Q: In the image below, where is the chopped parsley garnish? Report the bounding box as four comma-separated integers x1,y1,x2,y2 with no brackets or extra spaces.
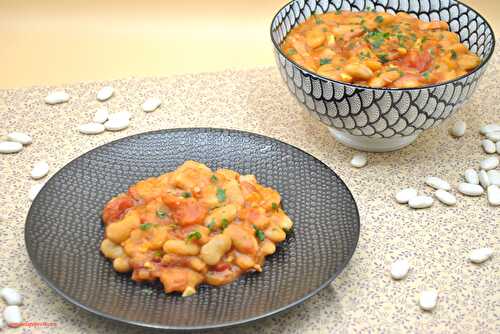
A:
319,58,332,65
422,71,430,80
271,202,279,211
375,16,384,24
210,174,218,182
377,53,389,64
322,27,328,32
365,30,389,49
181,192,191,198
359,51,370,61
451,50,458,60
315,17,324,24
221,218,229,230
216,188,226,202
154,251,162,257
207,219,216,231
253,225,266,241
186,231,202,241
156,209,166,219
140,223,153,231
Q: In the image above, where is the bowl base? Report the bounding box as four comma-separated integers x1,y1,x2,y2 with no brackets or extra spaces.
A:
329,128,418,152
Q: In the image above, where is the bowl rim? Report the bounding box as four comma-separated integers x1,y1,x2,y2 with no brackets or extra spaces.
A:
24,127,361,332
270,0,496,92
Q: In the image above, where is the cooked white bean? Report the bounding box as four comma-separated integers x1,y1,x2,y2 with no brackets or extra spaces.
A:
485,131,500,142
425,176,451,191
96,85,114,101
450,120,466,137
487,170,500,186
0,141,23,154
390,259,409,280
79,122,105,135
457,183,484,196
479,123,500,135
480,156,499,171
31,161,49,179
104,117,129,131
395,188,417,204
487,185,500,206
481,139,496,154
93,107,109,123
0,288,23,306
29,183,45,201
6,132,32,145
478,170,490,188
408,195,433,209
419,289,438,311
3,305,22,326
464,168,479,185
45,90,69,105
434,189,456,206
350,153,367,168
142,97,161,112
469,247,493,264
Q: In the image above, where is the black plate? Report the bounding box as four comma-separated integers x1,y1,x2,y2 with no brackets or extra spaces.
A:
25,128,359,331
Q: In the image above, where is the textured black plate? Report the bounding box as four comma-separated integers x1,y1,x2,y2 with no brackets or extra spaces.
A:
25,128,359,331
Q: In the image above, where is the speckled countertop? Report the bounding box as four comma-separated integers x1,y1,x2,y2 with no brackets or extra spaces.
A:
1,51,499,333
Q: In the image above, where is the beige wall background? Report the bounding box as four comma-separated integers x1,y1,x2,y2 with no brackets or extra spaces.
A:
0,0,497,89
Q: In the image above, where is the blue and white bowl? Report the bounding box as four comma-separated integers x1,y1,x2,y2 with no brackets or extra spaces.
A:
271,0,495,152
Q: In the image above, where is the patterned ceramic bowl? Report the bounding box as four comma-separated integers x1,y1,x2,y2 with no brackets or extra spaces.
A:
271,0,495,152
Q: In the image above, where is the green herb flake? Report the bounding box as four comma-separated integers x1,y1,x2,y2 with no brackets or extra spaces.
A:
253,225,266,241
319,58,332,65
181,192,192,198
377,53,389,64
221,218,229,230
207,219,216,231
154,251,162,257
156,209,166,219
216,188,226,202
322,27,328,32
375,16,384,24
186,231,202,241
271,202,279,211
140,223,153,231
210,174,218,183
315,17,324,24
422,71,430,80
451,50,458,60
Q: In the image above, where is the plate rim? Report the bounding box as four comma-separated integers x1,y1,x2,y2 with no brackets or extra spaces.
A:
25,127,360,332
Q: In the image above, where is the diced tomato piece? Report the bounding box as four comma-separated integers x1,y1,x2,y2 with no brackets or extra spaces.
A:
402,50,432,72
213,262,231,272
102,195,134,224
162,194,207,225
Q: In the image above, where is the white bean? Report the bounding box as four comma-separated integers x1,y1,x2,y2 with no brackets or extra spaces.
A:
450,120,466,137
469,247,493,264
487,185,500,206
479,123,500,135
480,156,499,171
481,139,496,154
79,122,105,135
395,188,417,204
45,90,69,105
3,305,22,327
31,161,49,179
104,117,129,131
390,259,409,280
0,288,23,306
29,183,45,201
485,131,500,142
93,107,109,123
425,176,451,191
6,132,32,145
457,183,484,196
487,170,500,186
96,85,114,101
434,189,456,206
408,195,433,209
464,169,479,185
419,289,438,311
142,97,161,112
350,153,367,168
478,170,490,188
0,141,23,154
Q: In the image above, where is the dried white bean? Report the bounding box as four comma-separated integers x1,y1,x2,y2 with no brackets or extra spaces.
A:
425,176,451,191
142,97,161,112
481,139,496,154
0,141,23,154
390,259,409,280
6,132,32,145
485,131,500,142
478,170,490,188
419,289,438,311
479,123,500,135
487,170,500,186
3,305,22,327
29,183,45,201
0,288,23,306
450,120,466,137
457,183,484,196
93,107,109,123
45,90,69,105
96,85,114,101
31,161,49,179
434,189,456,206
79,122,105,135
469,247,493,264
464,169,479,185
487,185,500,206
480,156,499,171
395,188,417,204
350,153,367,168
104,117,129,131
408,195,433,209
